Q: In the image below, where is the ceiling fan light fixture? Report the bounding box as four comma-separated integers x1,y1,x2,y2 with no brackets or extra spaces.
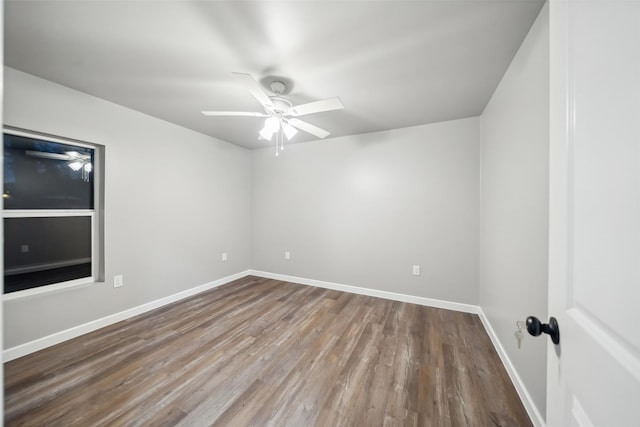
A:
264,116,281,132
259,127,274,141
283,122,298,140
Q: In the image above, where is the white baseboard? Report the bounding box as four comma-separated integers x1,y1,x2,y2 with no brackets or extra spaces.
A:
3,270,251,362
249,270,480,314
478,308,546,427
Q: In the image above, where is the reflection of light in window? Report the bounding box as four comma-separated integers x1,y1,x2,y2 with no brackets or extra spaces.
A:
68,161,83,171
64,151,92,181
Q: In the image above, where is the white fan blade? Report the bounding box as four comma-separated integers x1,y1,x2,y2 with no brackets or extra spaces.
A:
232,72,274,110
201,111,268,117
287,97,344,117
287,118,330,139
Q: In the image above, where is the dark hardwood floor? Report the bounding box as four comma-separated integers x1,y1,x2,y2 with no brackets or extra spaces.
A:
4,276,532,426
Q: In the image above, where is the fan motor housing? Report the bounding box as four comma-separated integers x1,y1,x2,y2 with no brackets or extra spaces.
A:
270,96,292,114
269,80,285,93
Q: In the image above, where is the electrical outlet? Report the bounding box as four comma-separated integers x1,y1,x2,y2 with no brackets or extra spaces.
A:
221,252,227,261
412,265,420,276
285,251,291,260
114,275,124,288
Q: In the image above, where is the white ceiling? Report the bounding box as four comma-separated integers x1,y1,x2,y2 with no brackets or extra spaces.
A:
5,0,544,149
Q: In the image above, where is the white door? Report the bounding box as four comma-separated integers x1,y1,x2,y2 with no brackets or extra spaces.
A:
547,0,640,426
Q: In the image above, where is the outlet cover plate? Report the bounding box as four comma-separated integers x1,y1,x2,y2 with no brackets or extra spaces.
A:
114,275,124,288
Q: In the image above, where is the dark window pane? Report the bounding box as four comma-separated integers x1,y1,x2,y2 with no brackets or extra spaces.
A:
3,133,94,209
4,216,92,293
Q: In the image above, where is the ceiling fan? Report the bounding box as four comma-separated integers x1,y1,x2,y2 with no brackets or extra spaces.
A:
202,73,344,152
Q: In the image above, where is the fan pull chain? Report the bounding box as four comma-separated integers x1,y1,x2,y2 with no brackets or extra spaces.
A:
280,128,285,151
275,129,279,156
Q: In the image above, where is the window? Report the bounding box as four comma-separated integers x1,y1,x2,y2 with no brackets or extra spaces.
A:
3,129,102,296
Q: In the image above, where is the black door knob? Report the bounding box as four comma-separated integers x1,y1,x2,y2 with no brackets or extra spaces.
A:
526,316,560,345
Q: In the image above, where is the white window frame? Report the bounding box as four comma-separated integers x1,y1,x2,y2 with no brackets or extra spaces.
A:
3,128,102,301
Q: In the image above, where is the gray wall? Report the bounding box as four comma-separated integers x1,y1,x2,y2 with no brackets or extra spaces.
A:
3,67,252,349
479,4,549,419
252,118,480,304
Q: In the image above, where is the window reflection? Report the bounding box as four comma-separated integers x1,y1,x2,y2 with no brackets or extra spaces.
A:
4,134,94,210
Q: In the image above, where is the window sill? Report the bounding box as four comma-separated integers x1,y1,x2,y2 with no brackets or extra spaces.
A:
3,277,99,301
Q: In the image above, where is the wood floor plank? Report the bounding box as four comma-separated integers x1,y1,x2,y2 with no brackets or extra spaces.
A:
4,276,532,426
